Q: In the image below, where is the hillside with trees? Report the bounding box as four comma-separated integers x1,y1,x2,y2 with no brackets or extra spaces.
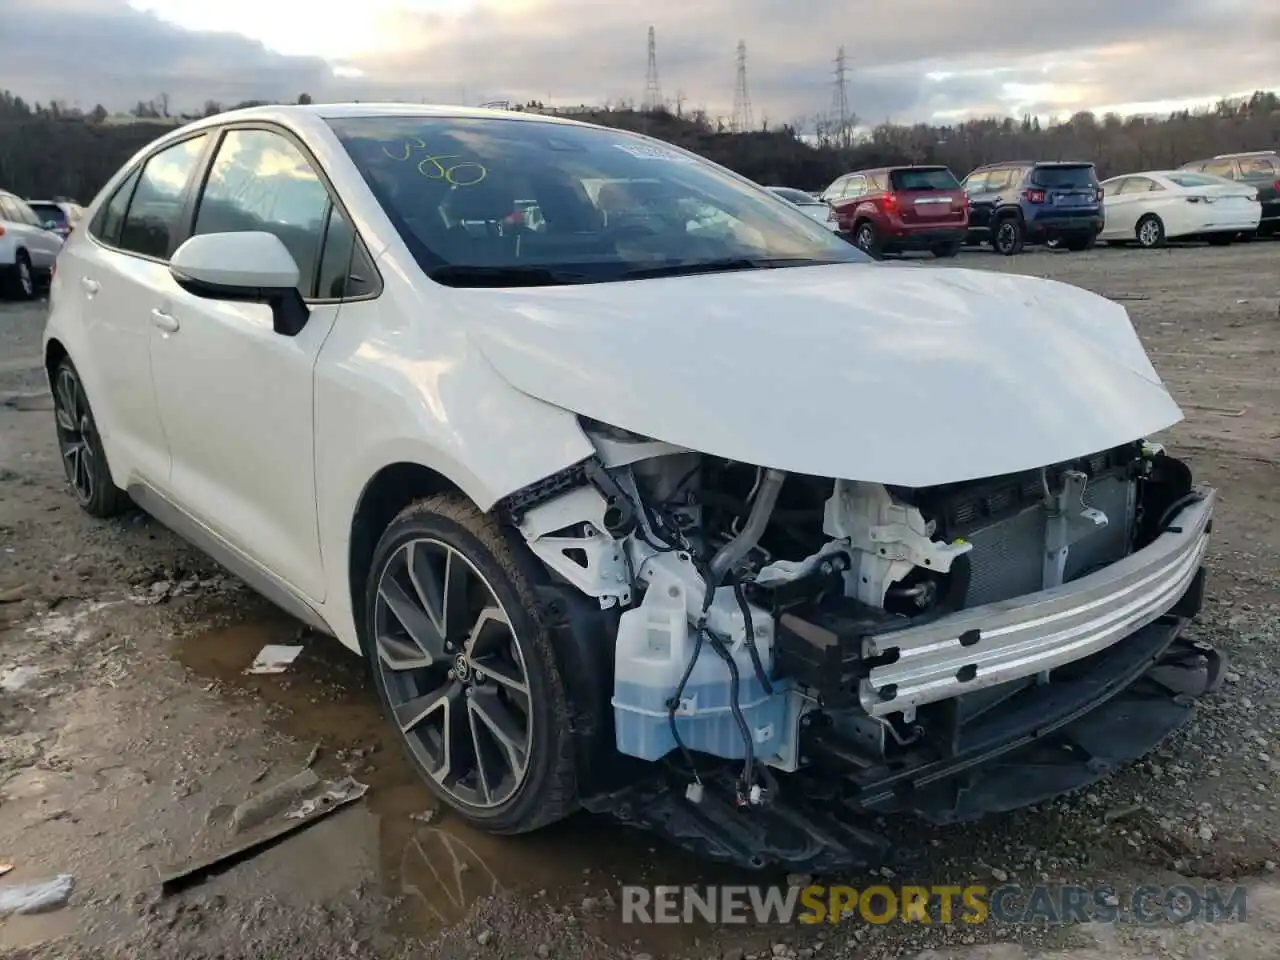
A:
1,87,1277,203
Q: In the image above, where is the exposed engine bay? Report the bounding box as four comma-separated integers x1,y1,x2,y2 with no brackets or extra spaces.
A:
501,417,1220,871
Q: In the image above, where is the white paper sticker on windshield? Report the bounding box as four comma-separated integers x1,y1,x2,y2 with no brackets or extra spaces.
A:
612,143,696,162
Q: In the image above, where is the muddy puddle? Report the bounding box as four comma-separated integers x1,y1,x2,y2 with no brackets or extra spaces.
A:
176,604,752,954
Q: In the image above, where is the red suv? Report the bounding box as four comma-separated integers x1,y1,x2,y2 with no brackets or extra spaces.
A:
819,165,969,258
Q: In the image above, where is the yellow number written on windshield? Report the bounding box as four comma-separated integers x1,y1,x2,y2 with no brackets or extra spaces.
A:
381,138,487,186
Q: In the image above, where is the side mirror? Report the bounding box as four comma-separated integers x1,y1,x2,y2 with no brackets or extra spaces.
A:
169,231,310,337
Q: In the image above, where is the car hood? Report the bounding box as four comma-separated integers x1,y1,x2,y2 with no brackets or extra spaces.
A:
461,263,1182,487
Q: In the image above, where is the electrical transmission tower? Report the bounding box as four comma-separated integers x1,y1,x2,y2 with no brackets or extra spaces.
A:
731,40,753,132
643,26,663,111
831,46,851,147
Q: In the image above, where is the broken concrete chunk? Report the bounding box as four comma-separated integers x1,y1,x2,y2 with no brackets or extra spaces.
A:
0,874,74,916
230,769,321,833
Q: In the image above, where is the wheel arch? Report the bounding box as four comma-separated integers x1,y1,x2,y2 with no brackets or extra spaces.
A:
347,461,466,650
44,337,69,389
346,459,620,796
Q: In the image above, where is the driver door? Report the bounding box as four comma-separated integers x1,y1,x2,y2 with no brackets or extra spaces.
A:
148,125,376,601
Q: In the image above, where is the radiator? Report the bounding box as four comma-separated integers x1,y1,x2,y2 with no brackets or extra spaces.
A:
961,475,1135,608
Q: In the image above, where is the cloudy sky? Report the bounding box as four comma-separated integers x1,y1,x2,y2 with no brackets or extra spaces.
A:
3,0,1278,125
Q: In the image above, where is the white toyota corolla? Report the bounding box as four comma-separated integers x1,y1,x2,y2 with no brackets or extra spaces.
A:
44,103,1221,872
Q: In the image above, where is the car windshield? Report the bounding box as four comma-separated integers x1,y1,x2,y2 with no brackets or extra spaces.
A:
889,168,958,191
1031,165,1097,188
770,187,821,205
27,202,66,225
327,115,869,286
1166,172,1234,189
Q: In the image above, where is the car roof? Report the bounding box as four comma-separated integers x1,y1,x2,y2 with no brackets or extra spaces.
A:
192,101,591,128
973,160,1093,170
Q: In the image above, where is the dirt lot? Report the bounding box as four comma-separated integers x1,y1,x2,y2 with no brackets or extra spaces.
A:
3,241,1280,959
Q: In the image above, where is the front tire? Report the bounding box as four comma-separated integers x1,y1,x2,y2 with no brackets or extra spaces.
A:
52,358,129,518
992,216,1024,255
364,495,578,834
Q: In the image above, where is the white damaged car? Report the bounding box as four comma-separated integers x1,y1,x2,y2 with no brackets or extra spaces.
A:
43,104,1219,871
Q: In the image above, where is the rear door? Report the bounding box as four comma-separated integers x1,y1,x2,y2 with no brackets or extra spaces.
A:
890,167,966,227
961,170,998,232
1031,164,1101,212
66,132,213,489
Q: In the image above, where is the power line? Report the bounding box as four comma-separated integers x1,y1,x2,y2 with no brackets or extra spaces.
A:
644,26,663,111
732,40,753,133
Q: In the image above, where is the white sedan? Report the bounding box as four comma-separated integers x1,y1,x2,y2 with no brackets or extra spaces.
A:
1099,170,1260,247
42,103,1219,871
766,186,839,230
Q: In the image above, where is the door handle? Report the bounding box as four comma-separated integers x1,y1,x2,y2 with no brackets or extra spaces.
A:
80,277,100,295
150,308,180,333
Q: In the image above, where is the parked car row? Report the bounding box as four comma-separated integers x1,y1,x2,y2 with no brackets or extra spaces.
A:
793,148,1278,258
0,189,75,299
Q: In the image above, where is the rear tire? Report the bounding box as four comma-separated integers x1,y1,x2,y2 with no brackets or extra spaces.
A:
992,217,1024,256
52,358,129,519
1136,214,1166,249
853,221,882,259
931,240,961,259
364,495,578,834
3,252,35,301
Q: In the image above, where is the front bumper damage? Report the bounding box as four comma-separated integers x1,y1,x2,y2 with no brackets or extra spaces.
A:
580,490,1224,873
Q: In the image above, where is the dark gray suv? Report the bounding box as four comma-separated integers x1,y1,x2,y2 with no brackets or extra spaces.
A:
1178,152,1279,237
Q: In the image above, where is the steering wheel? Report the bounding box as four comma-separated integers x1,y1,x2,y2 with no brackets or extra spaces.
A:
602,221,661,245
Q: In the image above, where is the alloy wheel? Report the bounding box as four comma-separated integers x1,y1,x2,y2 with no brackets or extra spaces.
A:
373,538,533,810
1139,219,1161,248
856,224,875,252
997,222,1018,253
53,367,95,505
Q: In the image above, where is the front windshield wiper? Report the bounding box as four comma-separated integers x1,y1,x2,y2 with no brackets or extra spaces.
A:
619,257,851,280
427,265,591,288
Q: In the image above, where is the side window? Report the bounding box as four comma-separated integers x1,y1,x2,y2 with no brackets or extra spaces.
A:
1202,159,1236,179
1118,177,1157,194
0,197,17,222
985,169,1013,192
314,206,376,300
825,177,849,199
193,129,331,297
845,176,866,198
1102,178,1128,197
93,168,142,246
1239,157,1277,177
118,134,210,259
962,172,988,194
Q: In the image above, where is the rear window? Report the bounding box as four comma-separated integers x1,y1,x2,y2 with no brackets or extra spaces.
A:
27,202,67,226
1167,172,1231,189
1031,165,1098,188
890,168,959,191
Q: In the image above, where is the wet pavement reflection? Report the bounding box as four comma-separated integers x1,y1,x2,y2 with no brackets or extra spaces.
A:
176,603,749,954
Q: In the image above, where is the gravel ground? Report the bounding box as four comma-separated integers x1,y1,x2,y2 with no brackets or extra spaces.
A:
2,240,1280,959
